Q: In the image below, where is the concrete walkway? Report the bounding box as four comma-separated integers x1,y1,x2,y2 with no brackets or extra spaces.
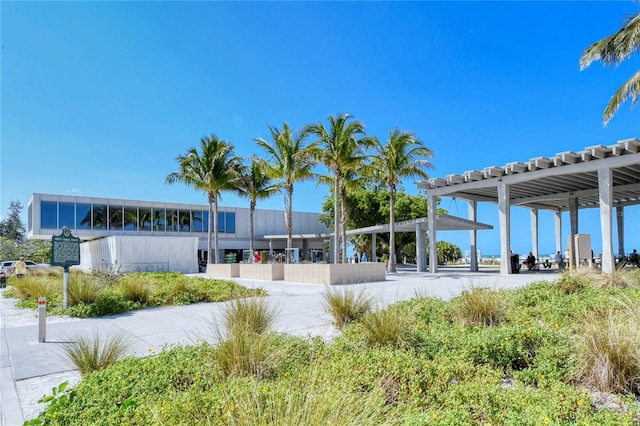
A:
1,268,554,425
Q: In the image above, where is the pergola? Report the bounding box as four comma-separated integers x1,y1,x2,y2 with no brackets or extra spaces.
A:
418,138,640,274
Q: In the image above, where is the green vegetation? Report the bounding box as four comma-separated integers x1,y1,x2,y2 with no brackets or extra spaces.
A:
323,286,374,330
4,271,265,317
27,271,640,425
61,330,131,375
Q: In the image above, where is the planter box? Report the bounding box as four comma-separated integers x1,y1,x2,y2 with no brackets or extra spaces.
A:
239,263,284,280
206,263,239,278
284,263,386,285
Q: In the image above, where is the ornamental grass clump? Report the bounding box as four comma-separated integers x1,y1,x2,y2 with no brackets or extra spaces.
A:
10,275,59,301
456,286,505,327
68,273,103,306
574,301,640,394
120,274,152,304
361,307,415,347
323,287,374,330
593,270,633,289
62,329,131,375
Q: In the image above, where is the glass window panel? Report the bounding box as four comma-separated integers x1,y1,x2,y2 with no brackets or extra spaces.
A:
93,204,107,230
76,203,91,229
59,202,75,229
40,201,57,229
139,208,152,231
166,209,178,232
192,210,203,232
179,210,190,232
226,212,235,233
154,208,166,232
202,211,208,232
124,207,137,231
217,212,225,233
109,205,123,230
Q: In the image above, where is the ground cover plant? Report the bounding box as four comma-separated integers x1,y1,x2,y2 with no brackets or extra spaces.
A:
27,270,640,425
3,270,265,317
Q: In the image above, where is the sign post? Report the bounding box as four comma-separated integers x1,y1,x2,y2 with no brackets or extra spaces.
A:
38,298,47,342
51,226,81,309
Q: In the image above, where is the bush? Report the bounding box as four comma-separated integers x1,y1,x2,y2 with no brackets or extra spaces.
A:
323,287,374,330
68,274,103,306
454,286,505,327
120,274,152,304
360,306,415,347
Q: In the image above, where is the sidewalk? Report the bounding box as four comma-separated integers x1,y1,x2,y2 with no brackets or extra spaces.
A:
1,268,550,425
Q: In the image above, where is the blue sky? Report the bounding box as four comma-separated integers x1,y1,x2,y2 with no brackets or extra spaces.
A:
2,1,639,257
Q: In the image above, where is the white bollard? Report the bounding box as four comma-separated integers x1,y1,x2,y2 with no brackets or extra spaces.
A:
38,297,46,343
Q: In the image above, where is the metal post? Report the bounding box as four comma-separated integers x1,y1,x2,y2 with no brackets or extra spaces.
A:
63,266,69,309
38,298,46,343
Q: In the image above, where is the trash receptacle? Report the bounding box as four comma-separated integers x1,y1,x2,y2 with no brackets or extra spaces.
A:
510,254,520,274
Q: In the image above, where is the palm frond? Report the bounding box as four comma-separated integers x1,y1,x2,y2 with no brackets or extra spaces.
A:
603,69,640,125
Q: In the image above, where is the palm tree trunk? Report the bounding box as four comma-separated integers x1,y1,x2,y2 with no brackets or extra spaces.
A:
285,185,293,255
207,194,214,265
213,196,220,264
333,175,340,264
249,200,256,262
388,186,396,273
340,188,348,263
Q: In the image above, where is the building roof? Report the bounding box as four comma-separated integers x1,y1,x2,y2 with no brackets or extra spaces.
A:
417,138,640,212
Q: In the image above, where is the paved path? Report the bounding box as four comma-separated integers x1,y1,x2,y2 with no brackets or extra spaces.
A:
1,268,553,425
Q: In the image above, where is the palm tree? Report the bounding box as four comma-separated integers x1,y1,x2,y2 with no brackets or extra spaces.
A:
166,134,243,264
308,114,366,264
580,11,640,125
367,128,434,273
255,123,315,256
236,156,280,261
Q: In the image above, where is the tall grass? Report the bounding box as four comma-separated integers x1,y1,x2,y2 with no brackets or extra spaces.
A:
323,287,374,330
456,285,505,327
210,297,280,378
120,274,152,304
68,274,103,306
360,307,415,347
61,329,131,375
10,276,60,301
574,301,640,394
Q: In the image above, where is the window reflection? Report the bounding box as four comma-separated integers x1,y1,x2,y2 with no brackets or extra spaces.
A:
124,207,137,231
217,212,225,233
109,205,123,230
166,209,178,232
179,210,190,232
154,208,166,231
202,211,209,232
59,202,74,229
226,212,236,233
76,204,91,229
91,205,107,230
192,211,203,232
139,208,152,231
41,201,57,229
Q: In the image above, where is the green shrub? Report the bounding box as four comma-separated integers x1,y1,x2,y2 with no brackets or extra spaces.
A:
61,329,131,375
88,290,133,317
221,296,278,337
360,306,416,347
323,287,374,330
554,274,588,294
68,274,103,306
119,274,152,304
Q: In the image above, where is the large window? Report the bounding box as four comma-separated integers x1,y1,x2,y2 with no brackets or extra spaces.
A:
76,203,91,229
40,201,57,229
109,205,123,230
139,207,152,231
154,208,166,231
192,210,204,232
179,210,190,232
124,207,137,231
59,202,75,229
225,212,235,233
93,204,107,230
166,209,178,232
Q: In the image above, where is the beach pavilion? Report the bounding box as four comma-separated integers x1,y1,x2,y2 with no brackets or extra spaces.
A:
418,138,640,275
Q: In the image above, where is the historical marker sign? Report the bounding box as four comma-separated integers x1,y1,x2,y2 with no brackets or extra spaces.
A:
51,226,80,268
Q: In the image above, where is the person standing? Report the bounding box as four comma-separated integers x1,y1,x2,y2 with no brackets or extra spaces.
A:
554,251,564,269
13,257,28,278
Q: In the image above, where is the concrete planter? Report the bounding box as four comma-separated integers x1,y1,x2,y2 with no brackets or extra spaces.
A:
206,263,239,278
284,263,386,285
239,263,285,280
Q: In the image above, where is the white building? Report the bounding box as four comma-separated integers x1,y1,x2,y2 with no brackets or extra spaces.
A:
27,193,331,273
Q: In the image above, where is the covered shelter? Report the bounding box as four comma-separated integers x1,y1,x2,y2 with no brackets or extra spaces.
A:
418,138,640,274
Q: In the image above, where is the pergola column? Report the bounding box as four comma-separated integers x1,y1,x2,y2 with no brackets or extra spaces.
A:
427,194,437,273
468,200,478,272
498,181,511,275
599,168,614,273
616,206,625,257
569,197,579,268
530,208,539,259
554,210,562,253
371,233,377,262
416,223,427,272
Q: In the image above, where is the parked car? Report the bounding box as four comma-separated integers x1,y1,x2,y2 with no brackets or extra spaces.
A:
0,260,51,275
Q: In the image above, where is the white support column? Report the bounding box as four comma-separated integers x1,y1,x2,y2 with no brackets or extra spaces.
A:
468,200,478,272
427,194,438,273
554,210,562,253
569,197,579,268
598,168,614,273
371,233,377,262
416,223,427,272
530,208,539,259
498,181,511,275
616,206,625,257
